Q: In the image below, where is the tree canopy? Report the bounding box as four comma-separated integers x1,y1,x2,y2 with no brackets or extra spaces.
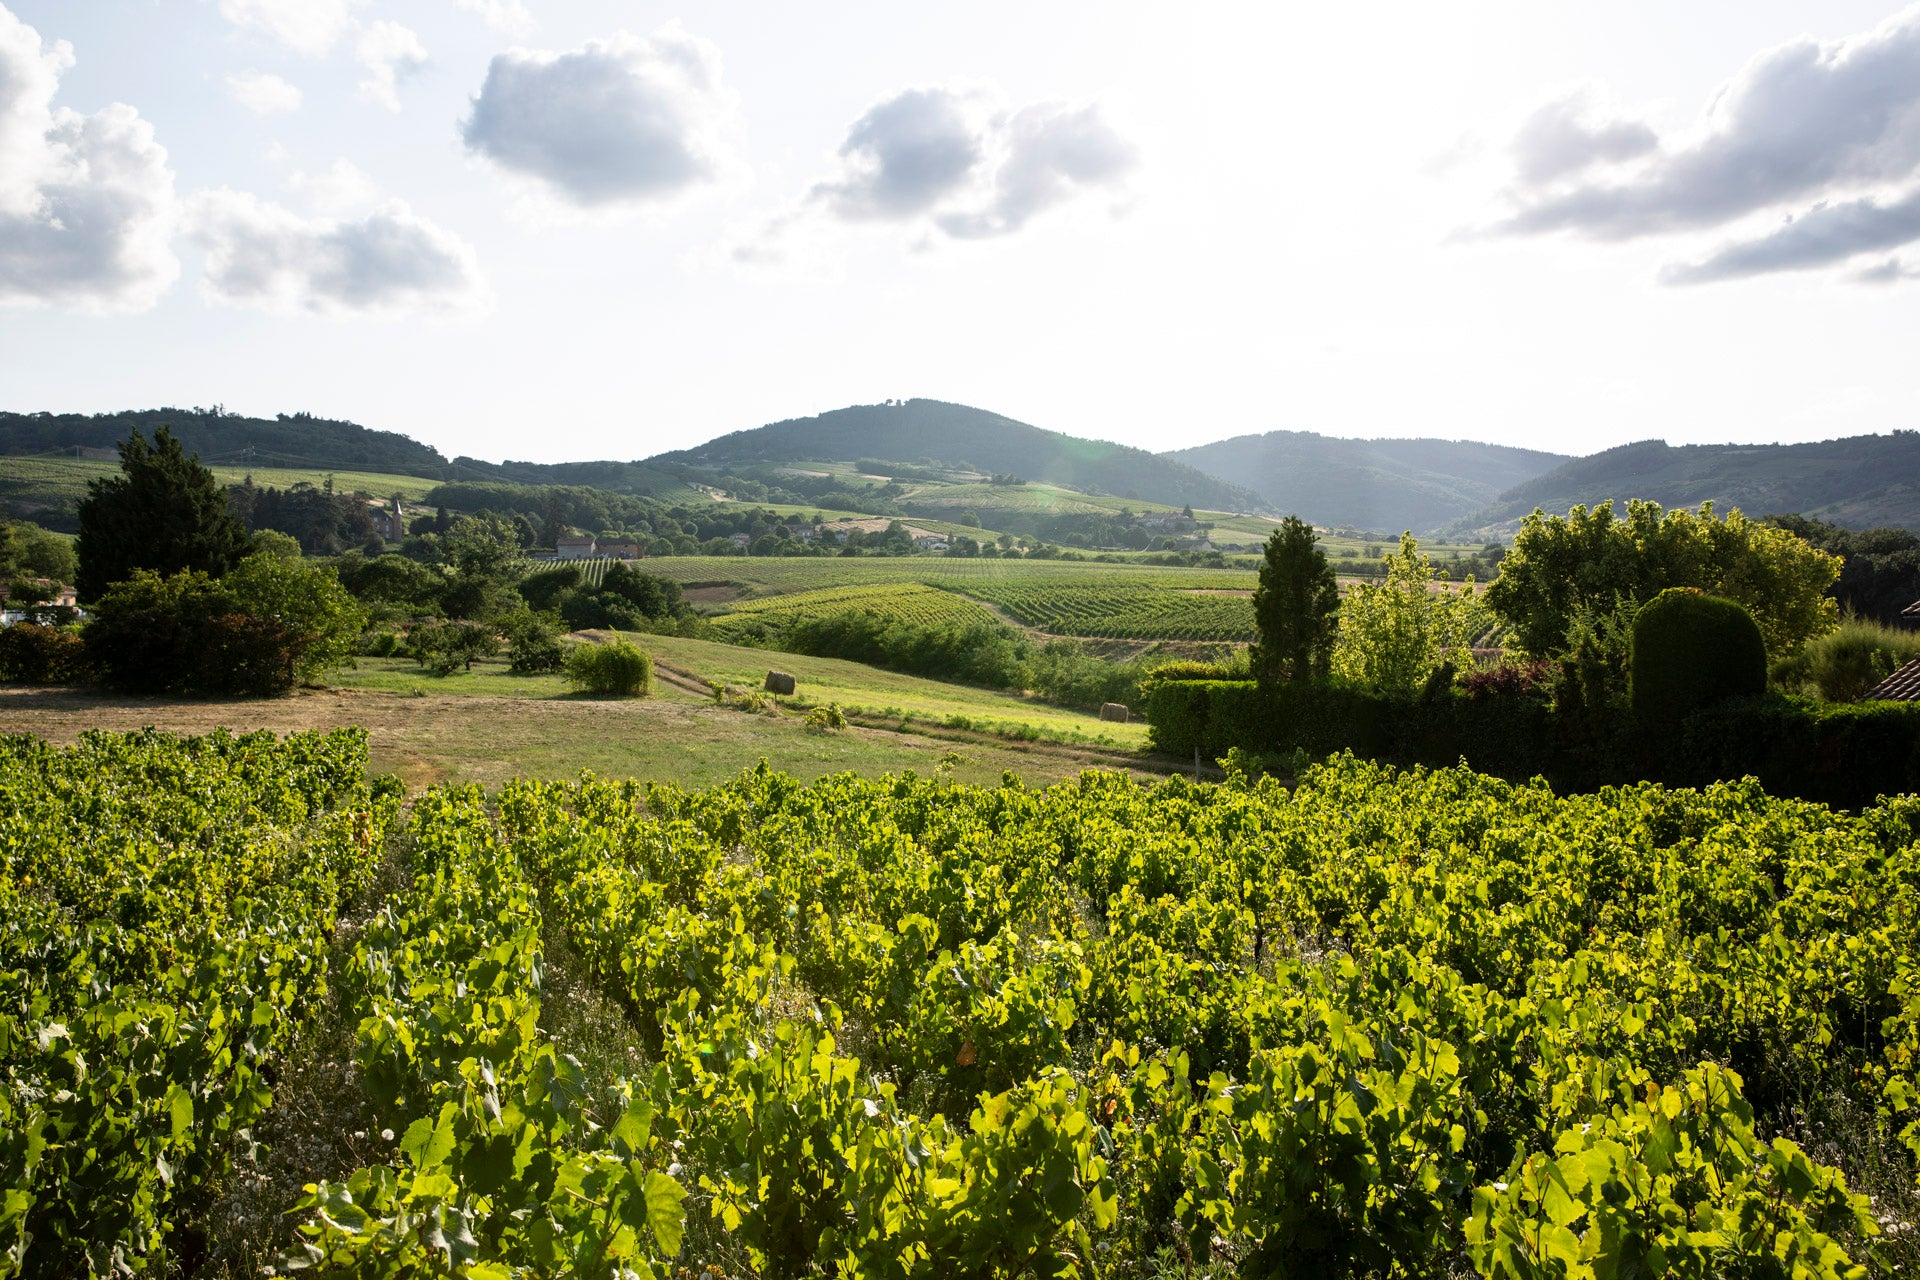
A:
1486,500,1841,660
1248,516,1338,686
75,427,249,602
1331,533,1482,698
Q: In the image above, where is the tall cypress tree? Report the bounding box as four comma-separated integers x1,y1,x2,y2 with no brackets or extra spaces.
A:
1249,515,1339,686
75,427,250,602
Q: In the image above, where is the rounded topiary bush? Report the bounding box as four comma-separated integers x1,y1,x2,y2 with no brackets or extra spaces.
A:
1629,587,1766,725
563,638,653,696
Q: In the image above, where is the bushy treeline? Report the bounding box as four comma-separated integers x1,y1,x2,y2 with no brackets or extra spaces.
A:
229,478,382,556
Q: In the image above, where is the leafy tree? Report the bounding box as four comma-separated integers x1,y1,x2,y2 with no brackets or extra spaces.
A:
435,513,527,619
502,608,565,673
250,529,304,561
1,521,76,584
1487,500,1840,660
1331,533,1482,698
75,427,249,601
407,619,500,673
1248,516,1338,686
1766,514,1920,626
224,553,366,685
333,552,447,610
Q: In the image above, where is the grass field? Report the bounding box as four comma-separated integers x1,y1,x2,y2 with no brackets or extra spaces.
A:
637,632,1152,748
0,681,1155,792
0,454,441,525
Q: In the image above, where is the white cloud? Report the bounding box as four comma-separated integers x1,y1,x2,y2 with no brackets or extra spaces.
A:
218,0,365,56
0,6,178,311
225,70,302,115
454,0,534,38
354,20,427,112
284,159,379,215
460,25,739,213
1494,5,1920,283
189,188,485,316
754,86,1136,260
813,88,986,221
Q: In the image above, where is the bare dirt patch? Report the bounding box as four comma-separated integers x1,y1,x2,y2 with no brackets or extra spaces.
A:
683,584,746,606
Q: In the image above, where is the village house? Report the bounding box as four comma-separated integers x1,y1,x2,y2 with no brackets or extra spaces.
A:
0,579,80,625
598,540,643,560
728,532,752,548
556,535,598,559
366,498,406,541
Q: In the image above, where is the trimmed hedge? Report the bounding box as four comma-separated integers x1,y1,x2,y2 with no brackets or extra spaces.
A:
1630,588,1767,726
1149,679,1920,809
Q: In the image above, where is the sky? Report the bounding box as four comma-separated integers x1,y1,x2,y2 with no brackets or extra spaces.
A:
3,1,1920,465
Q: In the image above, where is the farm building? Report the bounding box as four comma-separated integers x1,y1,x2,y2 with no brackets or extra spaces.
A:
556,536,598,559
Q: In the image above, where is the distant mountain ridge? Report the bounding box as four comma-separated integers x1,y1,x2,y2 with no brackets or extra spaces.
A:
1456,434,1920,533
1165,430,1570,533
647,400,1270,514
8,403,1920,535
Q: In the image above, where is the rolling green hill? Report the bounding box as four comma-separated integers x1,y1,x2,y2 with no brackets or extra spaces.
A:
1165,430,1568,534
648,399,1269,514
1454,434,1920,533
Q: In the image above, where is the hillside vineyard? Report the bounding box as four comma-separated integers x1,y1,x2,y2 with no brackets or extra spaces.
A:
3,730,1913,1274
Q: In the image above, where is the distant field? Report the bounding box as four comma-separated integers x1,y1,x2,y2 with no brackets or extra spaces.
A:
0,454,439,525
646,554,1260,642
709,582,998,638
899,480,1178,517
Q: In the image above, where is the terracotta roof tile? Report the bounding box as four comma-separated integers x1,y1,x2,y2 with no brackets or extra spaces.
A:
1864,655,1920,701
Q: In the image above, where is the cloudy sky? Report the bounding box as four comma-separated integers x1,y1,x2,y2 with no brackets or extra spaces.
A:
3,1,1920,464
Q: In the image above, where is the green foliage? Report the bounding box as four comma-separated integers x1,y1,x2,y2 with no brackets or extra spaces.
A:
248,527,303,560
406,618,501,674
554,562,686,632
83,556,363,696
1489,500,1841,660
1630,588,1767,727
0,729,400,1272
10,740,1920,1274
332,551,446,611
1769,514,1920,627
1331,532,1484,697
432,512,529,620
503,608,566,674
1249,515,1338,686
804,703,848,732
565,639,654,696
3,522,75,584
1804,617,1920,702
223,551,366,683
74,426,250,602
0,622,87,684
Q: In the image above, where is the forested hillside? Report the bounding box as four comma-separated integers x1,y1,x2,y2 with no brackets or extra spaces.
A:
649,399,1269,513
0,408,449,475
1167,429,1567,532
1460,434,1920,532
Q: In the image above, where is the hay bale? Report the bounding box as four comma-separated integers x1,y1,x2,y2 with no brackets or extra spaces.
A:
1099,702,1130,723
764,670,797,696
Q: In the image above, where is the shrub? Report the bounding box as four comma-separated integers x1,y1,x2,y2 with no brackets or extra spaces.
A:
0,623,87,684
805,703,848,732
1629,588,1767,726
564,639,652,696
1805,617,1920,702
502,610,565,674
1459,658,1555,701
